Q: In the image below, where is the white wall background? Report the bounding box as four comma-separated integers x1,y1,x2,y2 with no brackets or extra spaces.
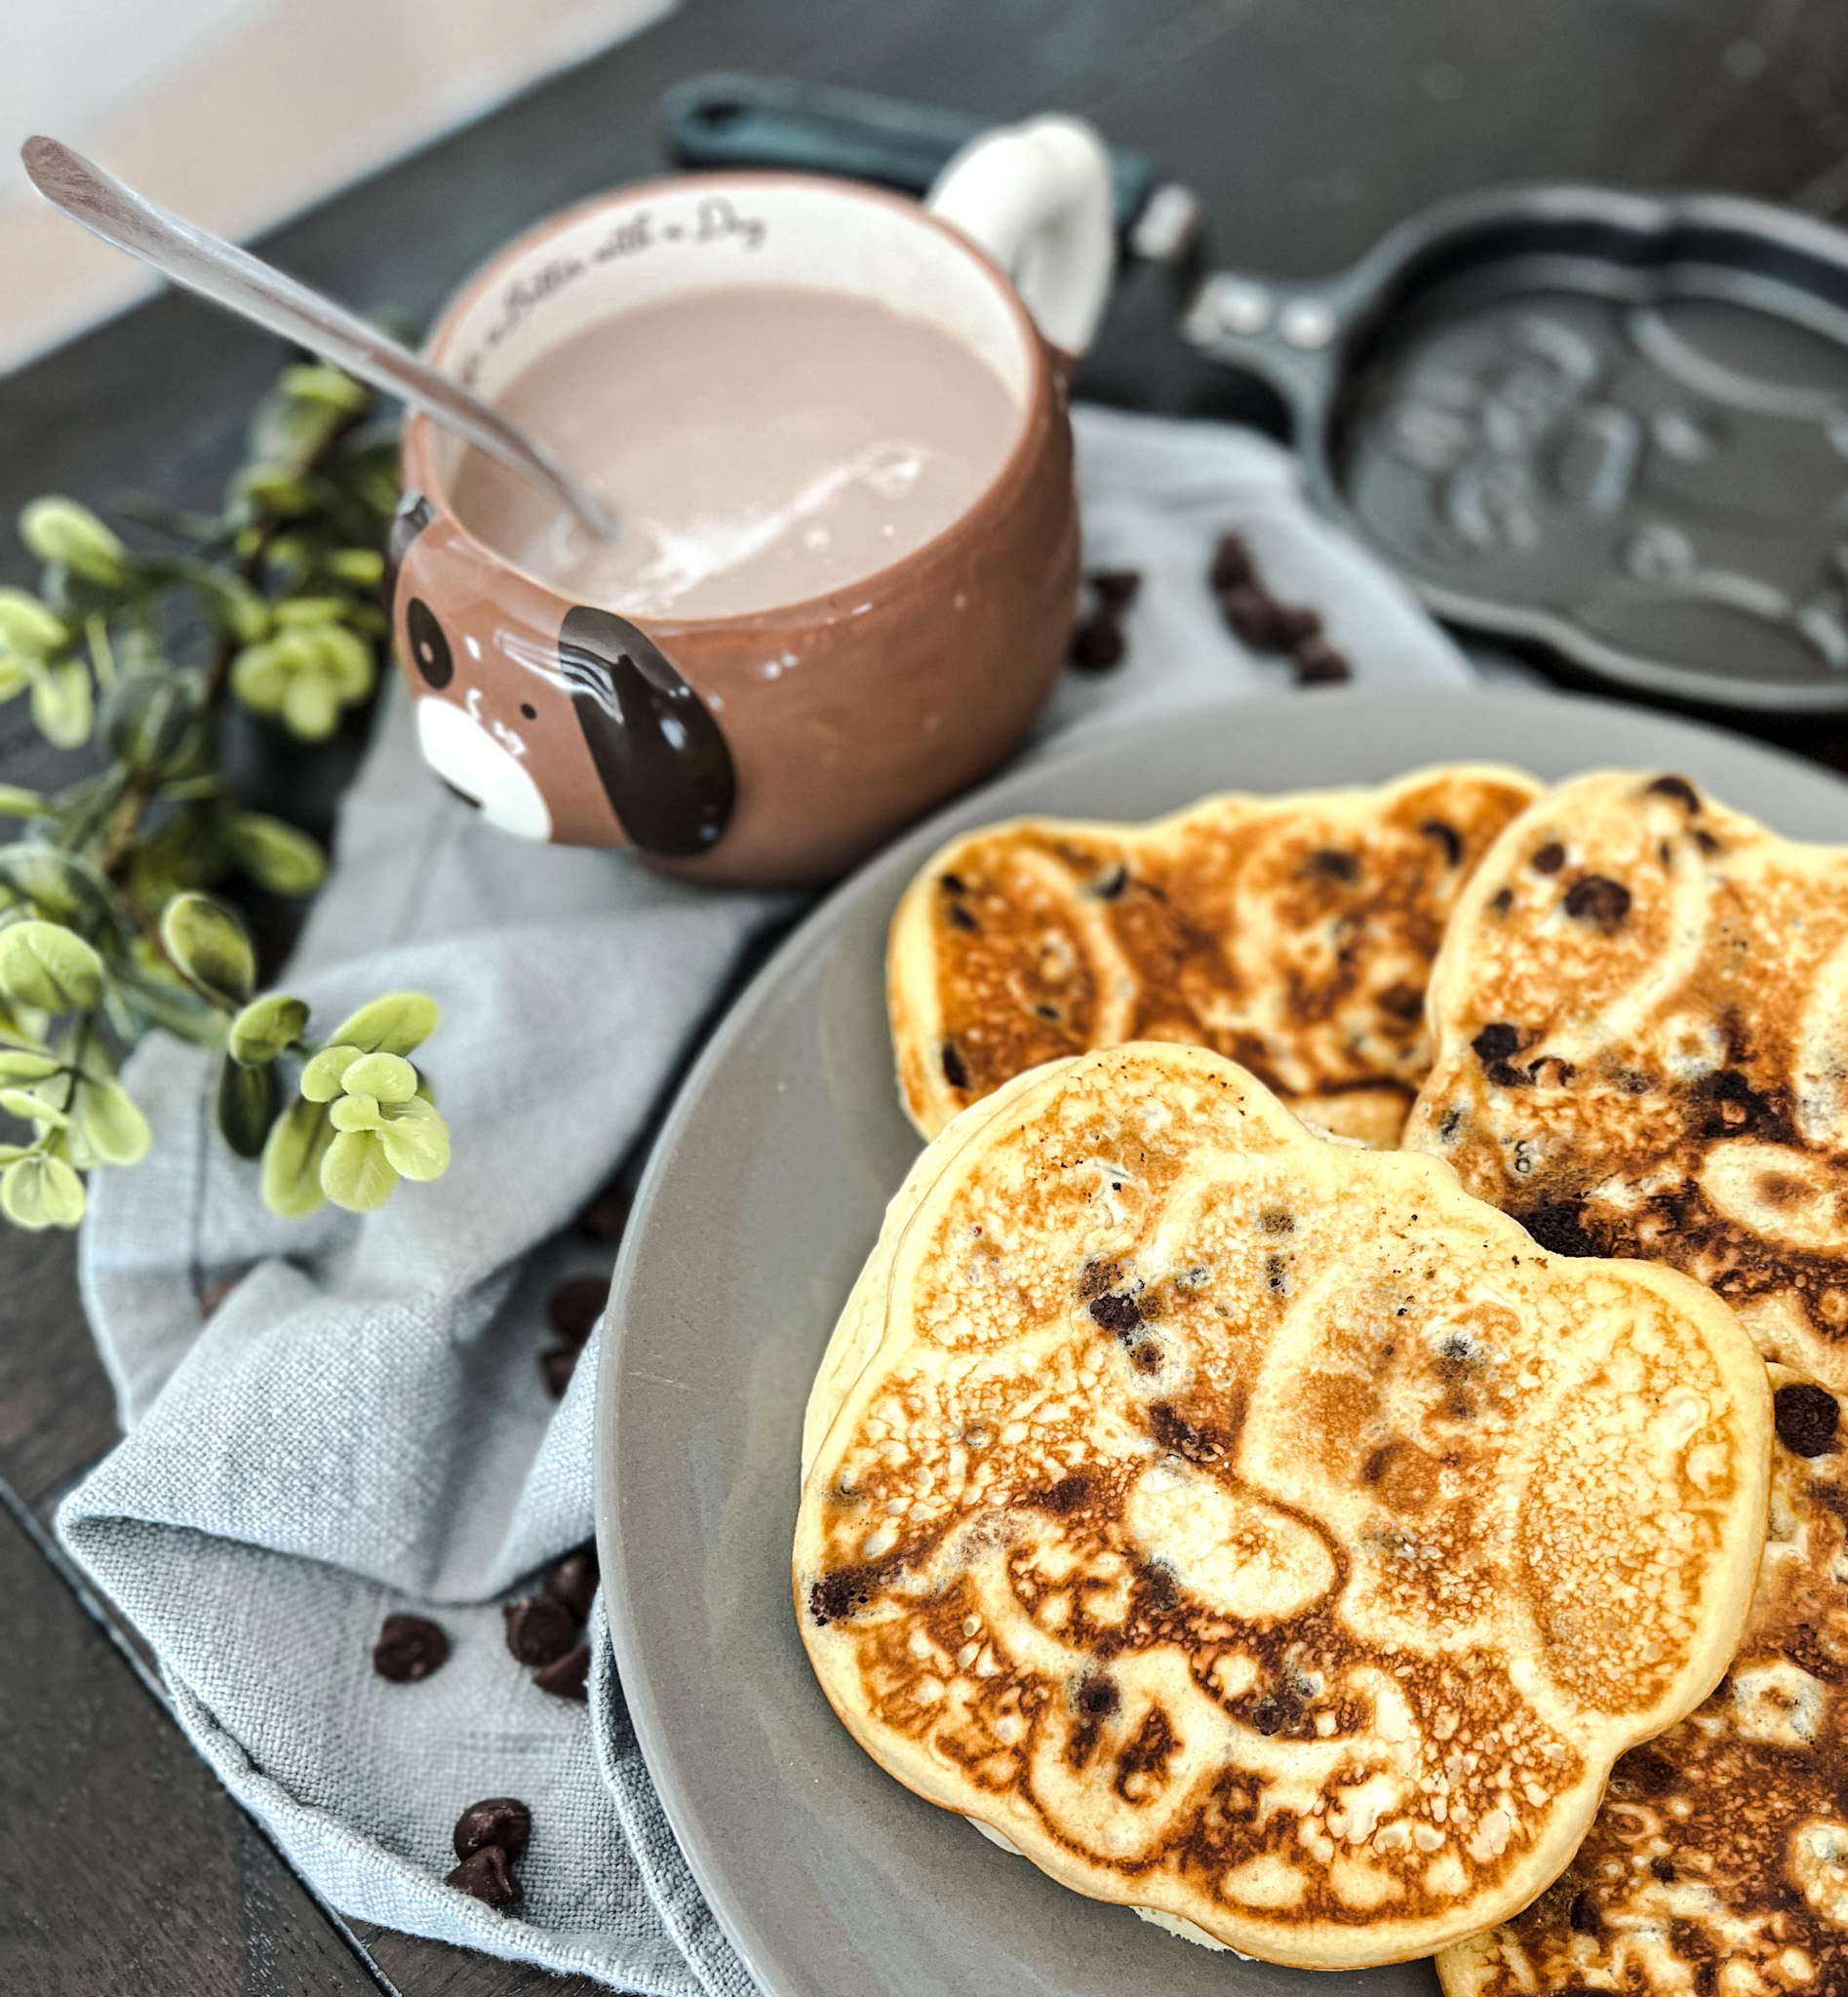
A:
0,0,674,374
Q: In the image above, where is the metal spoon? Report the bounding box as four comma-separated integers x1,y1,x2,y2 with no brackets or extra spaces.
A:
21,136,619,544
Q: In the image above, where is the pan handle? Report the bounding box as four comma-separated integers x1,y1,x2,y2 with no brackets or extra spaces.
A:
1181,271,1346,444
660,72,1160,246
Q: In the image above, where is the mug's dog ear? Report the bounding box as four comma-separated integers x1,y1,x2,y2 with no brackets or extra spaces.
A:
385,489,434,608
558,607,735,857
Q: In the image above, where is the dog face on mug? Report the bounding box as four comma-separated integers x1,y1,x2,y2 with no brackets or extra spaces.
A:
388,491,735,858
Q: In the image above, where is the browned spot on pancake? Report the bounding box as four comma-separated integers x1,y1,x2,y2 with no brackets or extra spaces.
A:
1519,1203,1601,1257
1077,1258,1121,1301
808,1560,896,1626
1149,1399,1240,1463
1036,1473,1098,1514
1304,848,1359,882
1378,981,1425,1021
1114,1705,1178,1799
1612,1745,1677,1795
1690,1068,1793,1145
1532,841,1565,875
1563,874,1632,929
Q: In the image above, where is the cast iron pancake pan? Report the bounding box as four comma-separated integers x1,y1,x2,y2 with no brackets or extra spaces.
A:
1187,184,1848,712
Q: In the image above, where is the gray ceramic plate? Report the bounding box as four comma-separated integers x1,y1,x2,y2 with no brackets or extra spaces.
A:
598,687,1848,1997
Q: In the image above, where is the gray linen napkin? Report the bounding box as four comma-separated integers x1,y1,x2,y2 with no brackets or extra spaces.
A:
59,407,1474,1992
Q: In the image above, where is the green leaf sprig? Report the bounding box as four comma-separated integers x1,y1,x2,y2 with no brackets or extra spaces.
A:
0,359,453,1231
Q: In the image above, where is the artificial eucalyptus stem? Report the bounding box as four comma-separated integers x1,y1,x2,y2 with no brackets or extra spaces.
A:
0,357,452,1231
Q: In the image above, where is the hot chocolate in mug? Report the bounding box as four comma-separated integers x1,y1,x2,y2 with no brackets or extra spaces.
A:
390,116,1113,884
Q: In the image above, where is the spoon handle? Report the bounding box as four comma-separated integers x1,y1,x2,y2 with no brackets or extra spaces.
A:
21,137,618,545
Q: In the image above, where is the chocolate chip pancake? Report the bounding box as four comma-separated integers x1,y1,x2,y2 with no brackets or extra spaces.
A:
887,765,1541,1149
1405,770,1848,1397
1439,1366,1848,1997
795,1044,1769,1968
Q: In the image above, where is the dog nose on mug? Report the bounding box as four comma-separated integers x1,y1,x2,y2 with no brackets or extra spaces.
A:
414,692,553,842
557,607,735,858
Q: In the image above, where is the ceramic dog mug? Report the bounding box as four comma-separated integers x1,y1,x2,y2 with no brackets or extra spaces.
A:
390,117,1113,884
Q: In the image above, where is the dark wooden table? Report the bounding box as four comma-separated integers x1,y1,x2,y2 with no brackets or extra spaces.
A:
6,1,1848,1987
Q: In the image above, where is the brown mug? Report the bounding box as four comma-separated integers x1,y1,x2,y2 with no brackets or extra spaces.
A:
389,117,1113,885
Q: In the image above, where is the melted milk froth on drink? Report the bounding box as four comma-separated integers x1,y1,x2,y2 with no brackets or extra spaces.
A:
449,287,1022,620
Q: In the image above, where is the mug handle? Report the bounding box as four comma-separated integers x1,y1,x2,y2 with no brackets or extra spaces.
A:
924,115,1115,362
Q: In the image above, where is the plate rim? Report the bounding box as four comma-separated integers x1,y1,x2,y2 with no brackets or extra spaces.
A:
597,683,1848,1996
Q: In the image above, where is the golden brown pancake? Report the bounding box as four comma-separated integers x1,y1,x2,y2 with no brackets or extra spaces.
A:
795,1044,1770,1968
1439,1365,1848,1997
887,765,1542,1148
1406,770,1848,1397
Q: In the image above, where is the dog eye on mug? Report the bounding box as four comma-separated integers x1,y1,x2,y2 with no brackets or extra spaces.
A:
407,598,453,688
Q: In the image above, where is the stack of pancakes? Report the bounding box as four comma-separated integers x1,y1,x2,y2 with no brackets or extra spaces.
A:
796,765,1848,1983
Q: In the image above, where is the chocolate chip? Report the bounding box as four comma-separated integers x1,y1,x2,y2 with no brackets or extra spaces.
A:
1292,637,1352,685
944,901,980,935
1077,1675,1120,1717
504,1594,578,1667
545,1548,599,1621
939,872,966,893
1563,875,1631,929
1209,531,1254,590
1472,1022,1520,1064
1694,829,1720,855
1521,1203,1600,1257
1775,1383,1840,1458
578,1177,631,1243
452,1796,531,1863
1088,568,1142,608
1273,605,1322,646
941,1040,969,1090
1088,1292,1143,1338
1421,820,1461,865
373,1615,449,1683
547,1277,608,1349
446,1844,521,1910
1648,775,1701,812
1093,864,1128,899
1260,1210,1295,1234
1438,1106,1464,1142
1651,1856,1675,1882
1484,1061,1528,1088
534,1643,590,1701
1568,1890,1599,1935
1220,583,1284,649
539,1347,577,1398
1490,887,1514,915
1067,608,1126,672
1531,842,1565,875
